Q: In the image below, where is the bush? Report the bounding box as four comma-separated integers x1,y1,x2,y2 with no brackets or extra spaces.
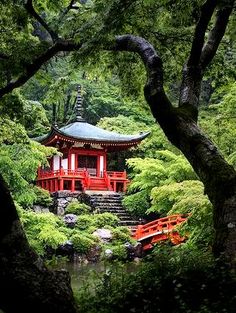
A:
65,200,91,215
122,190,150,217
102,243,128,261
76,246,236,313
21,210,67,255
76,214,95,230
33,186,53,207
71,233,98,254
112,227,133,243
93,213,120,228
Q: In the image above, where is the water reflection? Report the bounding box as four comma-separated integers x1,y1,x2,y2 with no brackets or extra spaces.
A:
57,260,140,291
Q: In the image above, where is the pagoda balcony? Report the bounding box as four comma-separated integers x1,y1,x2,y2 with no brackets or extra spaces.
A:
36,168,129,193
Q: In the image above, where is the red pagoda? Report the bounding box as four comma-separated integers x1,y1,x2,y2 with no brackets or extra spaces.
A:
35,86,149,193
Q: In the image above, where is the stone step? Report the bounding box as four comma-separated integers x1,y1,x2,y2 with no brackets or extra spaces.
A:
95,206,124,210
118,216,137,221
91,198,123,203
98,209,127,214
119,220,139,226
93,200,123,204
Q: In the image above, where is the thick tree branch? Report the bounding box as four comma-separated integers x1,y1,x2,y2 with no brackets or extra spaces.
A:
25,0,58,42
0,40,80,98
178,0,217,119
200,1,235,70
114,35,172,116
188,0,217,67
178,1,234,120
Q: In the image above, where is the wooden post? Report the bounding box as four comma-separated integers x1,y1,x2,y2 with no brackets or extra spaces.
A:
59,179,64,191
71,179,75,192
50,180,53,192
46,180,49,191
55,179,58,192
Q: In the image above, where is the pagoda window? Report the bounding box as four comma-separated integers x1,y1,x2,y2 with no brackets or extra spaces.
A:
53,155,60,171
71,153,75,170
99,155,104,176
62,152,68,170
78,155,97,176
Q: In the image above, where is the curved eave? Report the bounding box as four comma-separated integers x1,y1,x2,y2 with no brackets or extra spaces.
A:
37,126,150,148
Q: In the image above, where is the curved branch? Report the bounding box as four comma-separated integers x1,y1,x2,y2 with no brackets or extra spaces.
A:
0,40,80,98
200,1,235,70
179,0,234,120
25,0,58,42
114,35,172,116
188,0,217,67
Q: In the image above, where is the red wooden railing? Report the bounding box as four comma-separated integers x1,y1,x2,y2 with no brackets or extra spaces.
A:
36,169,129,192
107,171,127,178
132,214,189,250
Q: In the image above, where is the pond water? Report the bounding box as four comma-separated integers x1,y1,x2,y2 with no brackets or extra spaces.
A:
56,260,141,291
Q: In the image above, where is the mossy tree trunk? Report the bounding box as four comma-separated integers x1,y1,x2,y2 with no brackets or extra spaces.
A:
0,173,78,313
113,0,236,266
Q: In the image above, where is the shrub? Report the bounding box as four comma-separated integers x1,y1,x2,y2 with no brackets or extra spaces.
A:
65,200,91,215
71,233,98,254
122,190,150,217
33,186,53,207
76,214,95,230
93,213,119,228
112,227,133,243
21,210,66,255
102,243,127,261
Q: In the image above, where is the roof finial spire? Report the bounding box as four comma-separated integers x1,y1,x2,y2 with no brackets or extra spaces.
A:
52,103,58,128
75,84,85,122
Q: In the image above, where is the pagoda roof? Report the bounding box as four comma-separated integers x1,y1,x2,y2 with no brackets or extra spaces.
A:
34,121,150,148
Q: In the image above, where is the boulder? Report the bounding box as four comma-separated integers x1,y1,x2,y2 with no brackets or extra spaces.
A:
93,228,113,243
63,214,78,228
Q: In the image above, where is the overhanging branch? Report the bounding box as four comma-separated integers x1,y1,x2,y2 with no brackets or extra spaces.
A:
188,0,217,67
200,0,235,70
0,40,80,98
113,35,172,115
25,0,58,42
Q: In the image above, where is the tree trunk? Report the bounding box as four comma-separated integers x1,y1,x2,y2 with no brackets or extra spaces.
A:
0,174,78,313
156,109,236,264
113,27,236,266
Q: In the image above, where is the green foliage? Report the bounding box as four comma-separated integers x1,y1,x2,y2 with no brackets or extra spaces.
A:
33,186,53,207
76,215,95,231
0,140,56,208
199,82,236,157
65,200,91,215
111,227,134,244
93,213,119,228
21,100,50,137
20,209,67,255
76,213,119,231
71,233,98,254
76,246,236,313
122,190,150,217
123,151,197,216
103,244,128,261
150,180,213,248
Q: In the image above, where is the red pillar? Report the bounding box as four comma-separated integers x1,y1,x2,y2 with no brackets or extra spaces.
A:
114,181,117,192
71,179,75,192
59,179,64,191
55,179,59,192
50,180,53,192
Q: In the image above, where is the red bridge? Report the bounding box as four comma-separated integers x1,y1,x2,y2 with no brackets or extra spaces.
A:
132,214,188,250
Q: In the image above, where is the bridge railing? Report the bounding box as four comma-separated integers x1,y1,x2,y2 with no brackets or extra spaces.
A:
133,214,189,241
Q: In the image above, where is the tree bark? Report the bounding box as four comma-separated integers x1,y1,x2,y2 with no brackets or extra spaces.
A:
113,19,236,265
0,174,78,313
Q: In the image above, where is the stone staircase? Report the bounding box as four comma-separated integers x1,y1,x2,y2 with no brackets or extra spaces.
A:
86,192,139,233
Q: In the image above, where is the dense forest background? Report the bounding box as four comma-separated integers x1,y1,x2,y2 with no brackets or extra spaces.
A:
0,1,236,312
